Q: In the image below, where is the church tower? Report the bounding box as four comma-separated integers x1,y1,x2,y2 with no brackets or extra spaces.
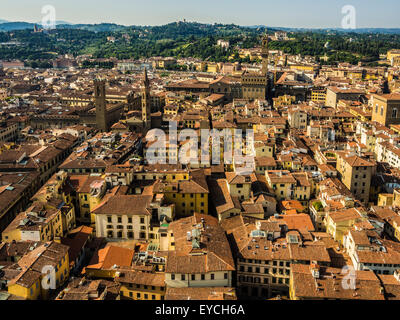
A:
94,79,108,132
261,29,269,76
141,68,151,130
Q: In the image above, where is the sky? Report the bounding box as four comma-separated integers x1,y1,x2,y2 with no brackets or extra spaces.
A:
1,0,400,28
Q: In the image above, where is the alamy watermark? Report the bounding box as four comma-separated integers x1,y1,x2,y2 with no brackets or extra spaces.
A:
41,5,56,30
41,265,57,290
145,122,255,175
341,265,356,290
341,5,356,29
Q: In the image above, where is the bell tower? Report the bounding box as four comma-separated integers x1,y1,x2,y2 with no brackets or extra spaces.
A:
141,68,151,130
261,29,269,76
94,79,108,132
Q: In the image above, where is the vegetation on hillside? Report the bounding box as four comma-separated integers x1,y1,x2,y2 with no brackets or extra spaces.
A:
1,22,400,67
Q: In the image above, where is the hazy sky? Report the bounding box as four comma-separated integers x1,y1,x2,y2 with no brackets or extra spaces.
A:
1,0,400,28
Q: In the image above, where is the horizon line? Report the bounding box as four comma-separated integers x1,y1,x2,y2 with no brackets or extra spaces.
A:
1,19,400,30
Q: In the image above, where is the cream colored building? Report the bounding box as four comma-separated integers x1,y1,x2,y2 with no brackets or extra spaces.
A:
288,109,307,130
324,207,367,244
93,194,173,241
336,153,375,205
225,172,253,201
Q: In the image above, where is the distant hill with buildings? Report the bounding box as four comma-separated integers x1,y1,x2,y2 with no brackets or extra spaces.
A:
0,20,399,34
0,21,399,66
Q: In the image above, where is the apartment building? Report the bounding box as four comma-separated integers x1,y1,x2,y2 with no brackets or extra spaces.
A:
117,270,166,300
265,171,296,201
4,241,70,300
152,170,209,217
223,215,330,299
288,109,307,130
2,200,75,243
93,195,152,240
343,229,400,275
324,207,367,245
336,153,376,205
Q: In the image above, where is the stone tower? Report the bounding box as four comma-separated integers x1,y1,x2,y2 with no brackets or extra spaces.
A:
261,29,269,76
141,68,151,130
94,79,108,132
240,30,269,101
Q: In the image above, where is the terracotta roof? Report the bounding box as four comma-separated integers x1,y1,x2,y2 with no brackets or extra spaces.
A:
328,208,364,223
166,213,235,274
343,155,375,167
291,264,384,300
60,226,93,267
85,246,134,270
271,214,314,232
116,270,165,287
165,287,236,300
93,195,153,216
208,179,241,215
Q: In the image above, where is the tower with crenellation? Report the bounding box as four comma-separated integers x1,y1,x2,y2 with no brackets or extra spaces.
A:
141,68,151,130
94,79,109,132
241,29,270,101
261,29,269,76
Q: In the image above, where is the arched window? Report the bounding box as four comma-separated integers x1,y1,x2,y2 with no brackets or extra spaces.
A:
393,108,398,118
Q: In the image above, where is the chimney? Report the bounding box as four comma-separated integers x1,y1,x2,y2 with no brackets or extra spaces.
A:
201,217,205,230
310,264,320,279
